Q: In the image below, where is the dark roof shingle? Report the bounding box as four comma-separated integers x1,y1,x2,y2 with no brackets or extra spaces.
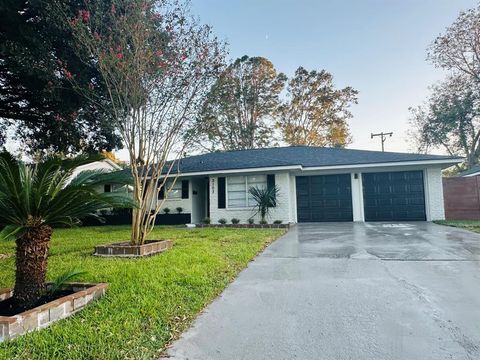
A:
171,146,460,174
457,165,480,177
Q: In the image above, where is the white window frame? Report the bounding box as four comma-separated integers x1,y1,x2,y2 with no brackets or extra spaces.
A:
226,175,267,209
165,180,182,200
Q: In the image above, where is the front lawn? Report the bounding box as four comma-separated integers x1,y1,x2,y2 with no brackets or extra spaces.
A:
434,220,480,234
0,226,283,359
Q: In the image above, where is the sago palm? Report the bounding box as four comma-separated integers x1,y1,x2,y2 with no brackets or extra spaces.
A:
248,185,279,223
0,153,134,310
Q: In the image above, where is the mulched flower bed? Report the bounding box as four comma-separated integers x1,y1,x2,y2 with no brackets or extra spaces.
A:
0,283,107,342
0,290,74,317
195,223,290,229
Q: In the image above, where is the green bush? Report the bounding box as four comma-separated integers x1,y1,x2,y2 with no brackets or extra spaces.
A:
231,218,240,224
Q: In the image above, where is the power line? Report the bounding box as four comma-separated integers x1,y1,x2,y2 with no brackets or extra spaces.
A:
371,132,393,152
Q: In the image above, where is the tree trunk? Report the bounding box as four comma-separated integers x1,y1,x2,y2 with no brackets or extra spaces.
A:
13,225,52,310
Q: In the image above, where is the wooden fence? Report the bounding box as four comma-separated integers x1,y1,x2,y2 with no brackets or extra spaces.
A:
443,176,480,220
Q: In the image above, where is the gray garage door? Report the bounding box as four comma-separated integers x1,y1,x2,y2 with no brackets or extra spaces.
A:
296,175,353,222
362,170,426,221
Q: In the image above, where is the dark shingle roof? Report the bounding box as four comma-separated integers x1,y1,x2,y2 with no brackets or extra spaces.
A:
170,146,461,174
457,165,480,177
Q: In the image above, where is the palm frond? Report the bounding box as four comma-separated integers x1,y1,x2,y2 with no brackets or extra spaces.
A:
248,185,279,221
48,269,87,295
0,152,136,232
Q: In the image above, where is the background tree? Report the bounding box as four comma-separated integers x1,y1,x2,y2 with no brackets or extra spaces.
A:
409,75,480,167
65,0,225,244
410,3,480,169
427,5,480,83
0,0,122,156
277,67,357,147
194,55,286,151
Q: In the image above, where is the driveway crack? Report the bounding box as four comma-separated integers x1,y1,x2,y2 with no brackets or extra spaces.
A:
381,262,480,360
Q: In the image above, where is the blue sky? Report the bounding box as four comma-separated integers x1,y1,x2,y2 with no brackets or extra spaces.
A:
191,0,477,153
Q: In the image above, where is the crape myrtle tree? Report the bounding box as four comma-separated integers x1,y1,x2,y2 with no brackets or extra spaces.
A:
60,0,225,244
194,56,286,151
0,0,122,156
277,67,358,147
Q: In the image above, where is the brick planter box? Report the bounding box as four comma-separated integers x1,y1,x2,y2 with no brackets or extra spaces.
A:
195,224,290,229
0,282,107,342
93,240,172,258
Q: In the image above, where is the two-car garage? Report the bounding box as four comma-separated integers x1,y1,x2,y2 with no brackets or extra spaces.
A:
296,170,426,222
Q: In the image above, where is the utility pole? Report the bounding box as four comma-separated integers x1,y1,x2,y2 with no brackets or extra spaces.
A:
371,132,393,152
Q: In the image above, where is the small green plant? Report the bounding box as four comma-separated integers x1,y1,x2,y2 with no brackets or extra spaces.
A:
218,218,227,224
248,218,255,225
273,220,283,224
176,207,183,214
249,185,279,223
259,219,268,225
231,218,240,224
203,217,211,224
48,269,87,296
163,207,171,214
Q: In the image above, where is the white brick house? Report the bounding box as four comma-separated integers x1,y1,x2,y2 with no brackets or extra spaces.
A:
156,146,461,224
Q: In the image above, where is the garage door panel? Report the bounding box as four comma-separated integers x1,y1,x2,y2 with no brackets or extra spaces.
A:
362,171,426,221
296,174,353,222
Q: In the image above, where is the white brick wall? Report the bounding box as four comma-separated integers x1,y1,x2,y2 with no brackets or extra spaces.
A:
209,172,293,224
151,178,193,215
150,165,447,224
425,167,445,221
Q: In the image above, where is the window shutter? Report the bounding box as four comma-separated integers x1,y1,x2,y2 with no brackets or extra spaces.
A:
158,185,165,200
267,174,276,207
181,180,189,199
218,177,226,209
267,174,275,190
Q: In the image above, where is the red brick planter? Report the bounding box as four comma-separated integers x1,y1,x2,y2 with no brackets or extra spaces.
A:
195,224,290,229
0,282,107,342
93,240,172,258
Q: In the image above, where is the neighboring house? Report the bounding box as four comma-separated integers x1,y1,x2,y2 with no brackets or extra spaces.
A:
71,159,122,193
457,165,480,177
157,146,462,224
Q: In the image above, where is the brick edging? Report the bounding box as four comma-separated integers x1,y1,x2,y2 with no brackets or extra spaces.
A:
93,239,172,257
0,282,107,342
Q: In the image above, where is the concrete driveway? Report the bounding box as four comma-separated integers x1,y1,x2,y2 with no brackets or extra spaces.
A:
166,223,480,360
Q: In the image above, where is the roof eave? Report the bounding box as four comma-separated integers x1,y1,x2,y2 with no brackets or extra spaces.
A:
301,158,464,172
163,164,303,177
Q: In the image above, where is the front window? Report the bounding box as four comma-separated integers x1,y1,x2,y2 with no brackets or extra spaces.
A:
227,175,267,208
166,180,182,199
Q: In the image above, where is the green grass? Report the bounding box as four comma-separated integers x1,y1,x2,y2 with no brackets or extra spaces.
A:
434,220,480,234
0,226,283,359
